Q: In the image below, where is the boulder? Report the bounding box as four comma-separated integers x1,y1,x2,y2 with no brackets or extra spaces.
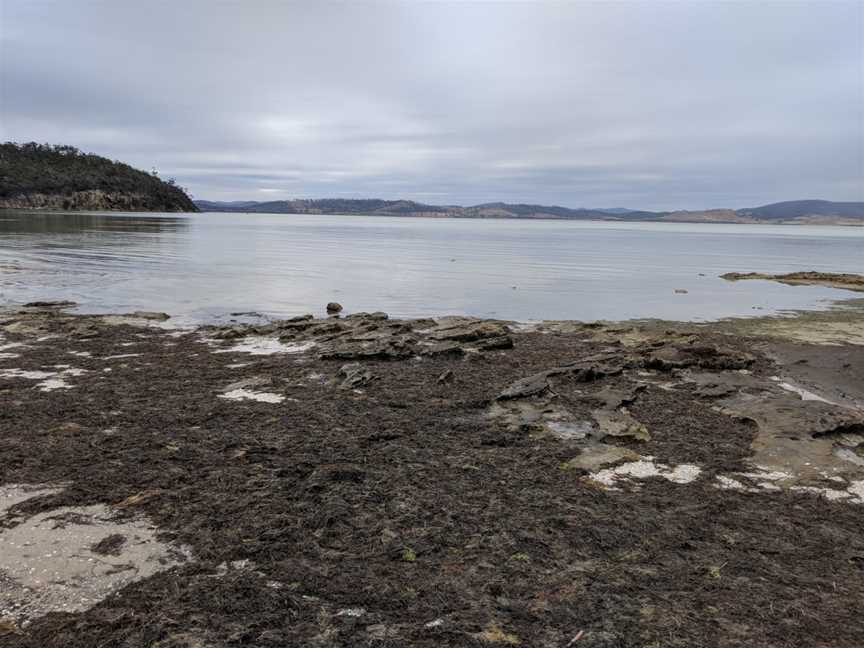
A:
320,337,417,361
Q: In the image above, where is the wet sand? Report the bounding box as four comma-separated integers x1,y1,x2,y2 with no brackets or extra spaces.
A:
1,301,863,647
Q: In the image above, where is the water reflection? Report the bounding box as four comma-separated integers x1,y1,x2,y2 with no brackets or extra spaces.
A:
0,210,187,235
0,211,190,303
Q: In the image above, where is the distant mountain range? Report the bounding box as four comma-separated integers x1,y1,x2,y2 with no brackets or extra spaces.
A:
195,198,864,224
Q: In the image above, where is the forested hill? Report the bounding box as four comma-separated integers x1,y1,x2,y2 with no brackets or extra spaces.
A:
0,143,197,212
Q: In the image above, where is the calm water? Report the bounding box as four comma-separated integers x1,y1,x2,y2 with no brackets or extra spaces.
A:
1,210,862,326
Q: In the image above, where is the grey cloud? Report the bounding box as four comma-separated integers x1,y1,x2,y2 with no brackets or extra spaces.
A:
1,0,861,210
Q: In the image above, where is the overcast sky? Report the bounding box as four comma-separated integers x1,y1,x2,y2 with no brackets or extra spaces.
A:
1,1,862,210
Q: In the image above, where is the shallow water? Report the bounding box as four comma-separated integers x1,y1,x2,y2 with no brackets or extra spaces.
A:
0,210,861,325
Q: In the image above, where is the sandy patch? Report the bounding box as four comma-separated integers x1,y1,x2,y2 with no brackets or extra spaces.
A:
0,367,88,391
0,484,192,626
715,469,864,504
591,459,702,487
218,388,285,404
213,337,315,356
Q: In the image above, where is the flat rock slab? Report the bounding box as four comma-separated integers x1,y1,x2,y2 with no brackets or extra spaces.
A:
716,392,864,482
497,371,554,400
721,271,864,293
585,383,646,409
430,321,509,343
591,409,651,442
562,444,641,471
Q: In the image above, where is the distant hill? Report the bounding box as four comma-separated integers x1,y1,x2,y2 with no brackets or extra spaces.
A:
195,198,454,216
737,200,864,220
195,198,863,224
0,142,197,212
595,207,637,214
195,198,660,221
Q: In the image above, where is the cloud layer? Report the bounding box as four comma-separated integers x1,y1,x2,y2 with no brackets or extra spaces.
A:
2,0,862,209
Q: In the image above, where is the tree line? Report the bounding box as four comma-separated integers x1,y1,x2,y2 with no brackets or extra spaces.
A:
0,142,197,211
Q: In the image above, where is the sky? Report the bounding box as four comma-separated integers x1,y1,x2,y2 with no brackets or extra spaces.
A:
1,0,862,210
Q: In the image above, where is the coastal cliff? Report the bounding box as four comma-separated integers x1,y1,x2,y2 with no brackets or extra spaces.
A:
0,143,197,212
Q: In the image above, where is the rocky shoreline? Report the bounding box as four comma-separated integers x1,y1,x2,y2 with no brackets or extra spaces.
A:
0,190,194,213
721,271,864,293
1,302,863,646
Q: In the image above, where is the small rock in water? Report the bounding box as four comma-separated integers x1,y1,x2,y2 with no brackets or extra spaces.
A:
674,289,688,294
326,302,343,314
23,300,77,309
